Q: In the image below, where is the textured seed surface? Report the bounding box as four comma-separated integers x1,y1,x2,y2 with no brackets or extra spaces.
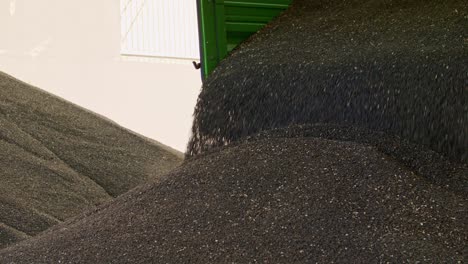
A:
0,72,182,248
188,0,467,162
0,131,466,263
1,0,467,262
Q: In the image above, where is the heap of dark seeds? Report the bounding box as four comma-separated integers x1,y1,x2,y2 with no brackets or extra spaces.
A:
0,72,182,248
188,0,467,162
0,0,466,262
0,127,466,262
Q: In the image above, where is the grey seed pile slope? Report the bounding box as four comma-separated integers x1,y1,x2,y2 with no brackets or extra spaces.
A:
0,129,466,263
187,0,468,162
0,72,183,248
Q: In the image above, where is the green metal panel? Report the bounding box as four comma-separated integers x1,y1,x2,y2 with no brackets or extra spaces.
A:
197,0,292,80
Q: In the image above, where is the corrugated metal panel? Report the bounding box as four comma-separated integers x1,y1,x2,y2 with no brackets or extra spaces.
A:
120,0,200,60
197,0,292,79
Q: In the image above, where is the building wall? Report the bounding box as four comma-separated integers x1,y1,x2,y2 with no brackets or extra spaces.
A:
0,0,202,152
120,0,200,59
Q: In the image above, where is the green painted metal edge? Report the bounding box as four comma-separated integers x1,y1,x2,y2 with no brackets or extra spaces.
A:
196,0,292,80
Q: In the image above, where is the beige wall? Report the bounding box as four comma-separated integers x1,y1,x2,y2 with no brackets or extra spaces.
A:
0,0,202,152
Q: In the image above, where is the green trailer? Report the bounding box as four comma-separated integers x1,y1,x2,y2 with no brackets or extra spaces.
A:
196,0,292,80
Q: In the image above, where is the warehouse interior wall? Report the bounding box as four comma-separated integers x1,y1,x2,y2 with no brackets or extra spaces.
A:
0,0,202,152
